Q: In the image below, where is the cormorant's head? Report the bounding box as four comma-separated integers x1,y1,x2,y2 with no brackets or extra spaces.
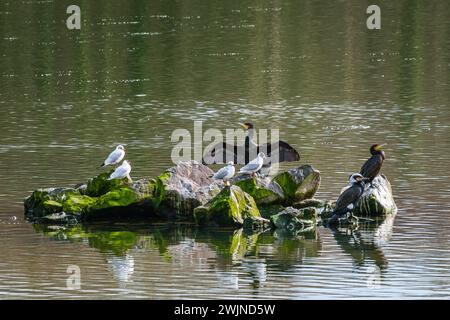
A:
117,145,125,150
348,173,364,184
227,161,234,166
240,122,254,130
370,144,386,155
257,152,266,159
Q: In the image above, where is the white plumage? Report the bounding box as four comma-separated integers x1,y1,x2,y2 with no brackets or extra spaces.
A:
239,152,266,175
101,145,125,167
213,161,235,185
108,160,132,182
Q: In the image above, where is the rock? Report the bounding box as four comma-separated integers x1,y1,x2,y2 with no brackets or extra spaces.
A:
293,199,334,218
270,207,317,237
272,165,321,205
232,175,284,205
320,175,397,225
194,185,269,228
152,160,221,216
353,175,397,216
24,171,155,221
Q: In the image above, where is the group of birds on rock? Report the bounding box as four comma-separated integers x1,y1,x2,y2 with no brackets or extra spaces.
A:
100,145,132,182
99,122,386,226
328,143,386,225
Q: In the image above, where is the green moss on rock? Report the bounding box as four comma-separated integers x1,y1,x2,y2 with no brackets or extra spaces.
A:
234,176,284,205
270,207,317,232
272,165,321,204
194,185,267,227
62,194,97,215
91,187,140,211
85,171,125,197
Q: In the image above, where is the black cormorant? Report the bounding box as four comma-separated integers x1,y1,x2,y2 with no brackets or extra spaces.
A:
328,173,367,225
204,122,300,165
360,144,386,185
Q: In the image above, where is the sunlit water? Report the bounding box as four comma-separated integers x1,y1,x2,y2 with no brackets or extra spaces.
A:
1,0,450,299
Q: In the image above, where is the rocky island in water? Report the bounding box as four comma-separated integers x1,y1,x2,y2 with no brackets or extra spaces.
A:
24,161,397,233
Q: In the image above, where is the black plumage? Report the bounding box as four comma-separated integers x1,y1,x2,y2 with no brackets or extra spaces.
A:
328,174,366,225
203,122,300,165
360,144,386,184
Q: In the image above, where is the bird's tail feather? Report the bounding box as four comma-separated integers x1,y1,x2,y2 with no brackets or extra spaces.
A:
100,163,105,168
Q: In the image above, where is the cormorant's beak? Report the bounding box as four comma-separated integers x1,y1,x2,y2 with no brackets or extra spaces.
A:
239,123,249,130
375,143,387,151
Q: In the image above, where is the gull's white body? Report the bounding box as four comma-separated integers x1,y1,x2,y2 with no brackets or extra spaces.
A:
102,145,125,167
213,162,235,182
239,153,265,174
108,160,132,181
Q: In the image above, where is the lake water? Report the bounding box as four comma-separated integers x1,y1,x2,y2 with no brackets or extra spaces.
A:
1,0,450,299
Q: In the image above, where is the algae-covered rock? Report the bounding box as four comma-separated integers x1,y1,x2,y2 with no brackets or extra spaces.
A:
232,175,284,205
293,198,334,217
153,160,221,215
194,185,268,228
270,206,317,231
272,165,321,204
24,172,155,221
24,187,80,217
354,175,397,216
85,171,126,197
269,206,318,239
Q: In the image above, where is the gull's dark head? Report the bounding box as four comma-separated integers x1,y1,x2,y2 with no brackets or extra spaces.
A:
240,122,254,130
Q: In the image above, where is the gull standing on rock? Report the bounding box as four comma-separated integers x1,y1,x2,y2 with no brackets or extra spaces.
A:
108,160,132,182
101,145,125,168
238,152,266,177
212,161,235,186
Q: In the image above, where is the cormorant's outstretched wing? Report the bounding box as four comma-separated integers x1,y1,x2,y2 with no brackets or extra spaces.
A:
259,140,300,163
203,142,239,164
360,155,382,179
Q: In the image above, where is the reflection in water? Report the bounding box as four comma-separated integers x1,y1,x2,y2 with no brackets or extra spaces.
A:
107,254,135,286
330,214,396,271
32,219,396,293
0,0,449,299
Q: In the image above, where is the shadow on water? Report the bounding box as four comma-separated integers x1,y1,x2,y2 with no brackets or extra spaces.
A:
32,214,396,286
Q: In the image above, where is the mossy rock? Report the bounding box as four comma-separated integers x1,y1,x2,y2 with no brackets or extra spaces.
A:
194,185,268,228
24,188,81,218
233,175,284,205
353,175,397,216
85,171,126,197
272,165,321,205
91,187,140,211
62,194,97,215
270,207,317,232
293,198,334,216
25,173,155,222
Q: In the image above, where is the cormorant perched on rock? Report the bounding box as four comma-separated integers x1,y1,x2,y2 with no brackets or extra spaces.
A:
204,122,300,165
328,173,367,225
360,144,386,186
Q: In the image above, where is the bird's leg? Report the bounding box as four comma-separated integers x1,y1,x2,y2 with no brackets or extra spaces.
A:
127,175,133,183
